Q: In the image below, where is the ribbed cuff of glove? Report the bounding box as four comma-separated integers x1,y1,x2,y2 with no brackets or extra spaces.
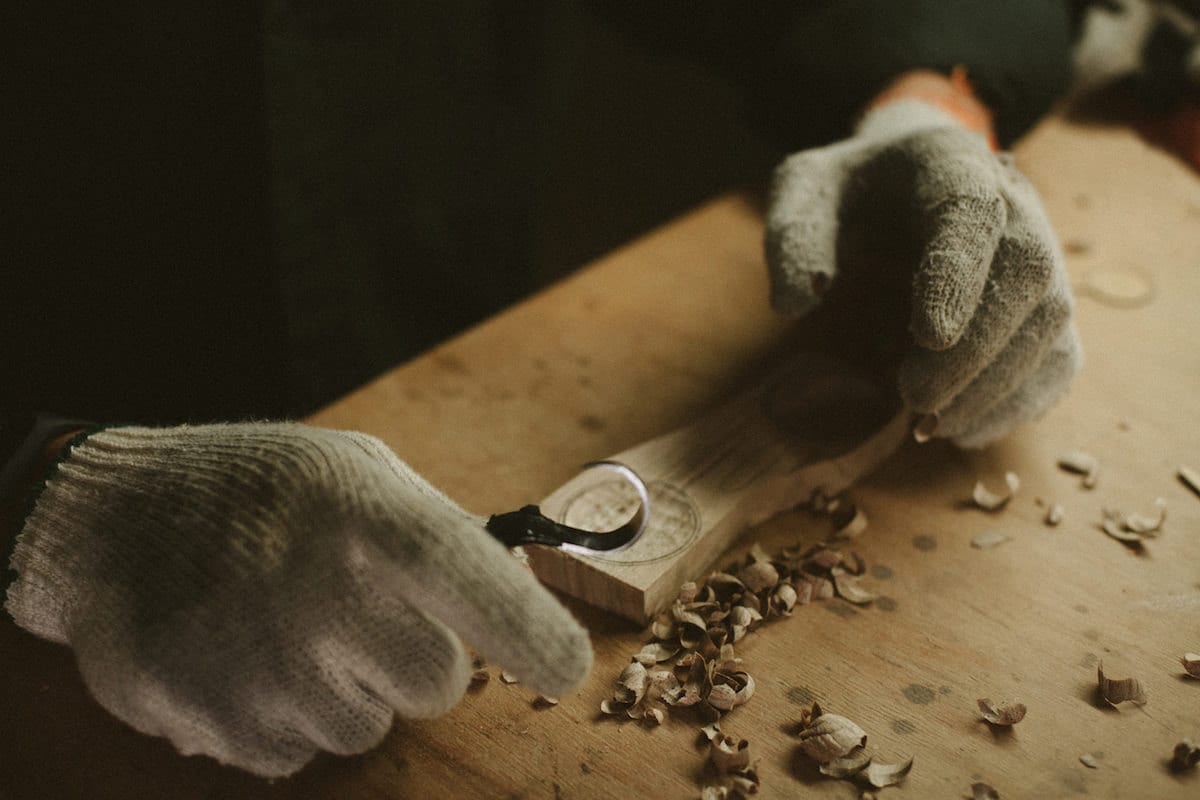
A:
6,425,288,643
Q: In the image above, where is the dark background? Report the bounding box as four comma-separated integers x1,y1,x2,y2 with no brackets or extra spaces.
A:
3,2,1074,424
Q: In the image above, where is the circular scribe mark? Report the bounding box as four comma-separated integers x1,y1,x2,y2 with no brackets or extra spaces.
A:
559,479,700,565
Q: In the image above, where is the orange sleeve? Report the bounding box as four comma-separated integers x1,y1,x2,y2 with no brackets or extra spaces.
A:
866,67,999,151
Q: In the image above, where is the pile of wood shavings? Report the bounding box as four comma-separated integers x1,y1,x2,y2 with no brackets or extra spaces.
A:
594,497,879,797
601,535,876,728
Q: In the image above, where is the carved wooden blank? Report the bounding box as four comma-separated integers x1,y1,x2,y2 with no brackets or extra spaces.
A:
527,353,911,623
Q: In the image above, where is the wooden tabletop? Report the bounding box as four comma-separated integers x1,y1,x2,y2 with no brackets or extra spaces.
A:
3,116,1199,799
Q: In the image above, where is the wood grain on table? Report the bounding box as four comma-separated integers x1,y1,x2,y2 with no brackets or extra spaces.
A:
2,116,1198,799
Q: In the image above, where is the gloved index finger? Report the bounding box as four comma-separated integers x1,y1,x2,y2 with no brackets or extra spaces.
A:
388,504,593,698
904,129,1007,350
345,438,595,700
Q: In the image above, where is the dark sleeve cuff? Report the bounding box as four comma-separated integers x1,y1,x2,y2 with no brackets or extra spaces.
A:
0,414,94,514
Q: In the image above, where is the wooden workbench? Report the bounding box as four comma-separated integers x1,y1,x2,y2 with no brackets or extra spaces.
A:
2,116,1198,799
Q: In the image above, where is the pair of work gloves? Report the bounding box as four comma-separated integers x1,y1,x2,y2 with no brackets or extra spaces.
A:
6,91,1078,777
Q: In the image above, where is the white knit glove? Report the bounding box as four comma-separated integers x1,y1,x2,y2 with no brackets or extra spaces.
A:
765,100,1082,447
5,423,591,777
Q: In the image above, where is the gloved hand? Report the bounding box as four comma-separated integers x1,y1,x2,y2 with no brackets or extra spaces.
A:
765,95,1082,447
5,423,591,777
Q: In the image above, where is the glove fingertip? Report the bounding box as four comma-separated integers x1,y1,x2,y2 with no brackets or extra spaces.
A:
910,303,970,351
536,620,594,698
910,253,980,350
503,609,594,700
768,270,829,318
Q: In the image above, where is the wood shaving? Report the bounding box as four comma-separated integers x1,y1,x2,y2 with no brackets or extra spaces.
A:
1180,465,1200,499
728,604,764,640
1171,739,1200,772
600,662,648,716
678,581,700,604
708,684,738,711
1123,498,1167,533
977,698,1026,726
1182,653,1200,678
1044,502,1064,526
635,642,680,666
728,769,760,796
704,734,761,799
862,756,913,789
1057,450,1100,489
1100,513,1145,544
499,669,519,684
809,548,843,570
1097,661,1147,706
970,530,1011,550
710,734,751,774
797,710,868,763
797,701,824,729
768,584,796,616
813,747,912,792
739,560,780,594
818,745,872,778
831,568,877,604
912,413,939,443
707,666,755,712
973,472,1020,511
470,656,490,687
833,505,869,539
1079,753,1100,769
705,772,758,798
970,783,1000,800
1100,499,1166,545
